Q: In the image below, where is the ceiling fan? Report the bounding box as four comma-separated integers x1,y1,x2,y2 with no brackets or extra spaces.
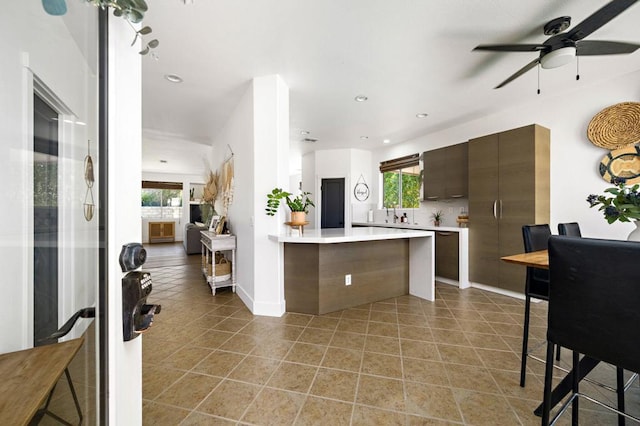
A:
474,0,640,89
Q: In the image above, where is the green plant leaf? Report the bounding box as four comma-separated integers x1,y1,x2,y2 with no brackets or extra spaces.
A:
147,39,159,48
139,46,150,55
138,26,152,35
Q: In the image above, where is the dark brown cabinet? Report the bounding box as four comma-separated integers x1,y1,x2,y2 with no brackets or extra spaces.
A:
423,142,468,200
435,231,459,280
468,124,550,293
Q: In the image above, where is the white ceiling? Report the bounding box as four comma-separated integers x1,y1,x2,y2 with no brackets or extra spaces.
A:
141,0,640,173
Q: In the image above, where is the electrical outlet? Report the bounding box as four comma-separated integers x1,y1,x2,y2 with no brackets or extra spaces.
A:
345,274,352,286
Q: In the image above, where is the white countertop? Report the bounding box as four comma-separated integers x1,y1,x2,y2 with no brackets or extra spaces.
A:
352,221,467,233
269,226,434,243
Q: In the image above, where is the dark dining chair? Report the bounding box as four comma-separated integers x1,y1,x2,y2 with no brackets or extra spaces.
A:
520,224,554,387
542,236,640,425
558,222,582,237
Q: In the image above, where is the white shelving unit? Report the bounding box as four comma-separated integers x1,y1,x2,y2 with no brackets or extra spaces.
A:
200,231,236,295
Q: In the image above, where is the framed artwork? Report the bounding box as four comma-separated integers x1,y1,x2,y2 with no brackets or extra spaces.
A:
215,216,226,235
209,215,220,232
354,174,370,201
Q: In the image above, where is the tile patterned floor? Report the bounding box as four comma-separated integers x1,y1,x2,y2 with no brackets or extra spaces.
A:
142,261,639,425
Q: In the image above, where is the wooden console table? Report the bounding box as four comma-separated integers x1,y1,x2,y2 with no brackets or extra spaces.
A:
200,231,236,295
0,337,85,425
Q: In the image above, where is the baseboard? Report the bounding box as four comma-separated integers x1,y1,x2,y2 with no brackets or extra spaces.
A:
235,284,285,317
470,282,528,301
436,277,459,287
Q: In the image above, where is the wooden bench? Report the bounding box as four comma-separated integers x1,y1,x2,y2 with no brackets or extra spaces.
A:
0,337,85,425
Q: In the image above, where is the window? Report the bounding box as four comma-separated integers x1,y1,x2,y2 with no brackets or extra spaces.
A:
141,181,183,219
380,154,420,208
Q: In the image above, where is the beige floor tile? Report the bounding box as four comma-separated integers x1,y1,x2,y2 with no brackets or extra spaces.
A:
249,338,294,360
364,335,401,355
401,340,441,361
197,379,261,420
307,316,340,330
356,374,405,411
155,371,220,409
227,355,280,385
241,388,305,425
361,352,403,379
367,321,399,337
437,344,483,366
399,325,434,342
321,347,363,372
337,318,369,334
444,363,501,394
143,259,638,426
330,331,366,350
298,327,335,345
267,362,318,393
404,382,462,422
352,405,406,425
453,388,520,425
403,359,450,386
180,412,236,425
285,342,327,366
160,346,212,371
192,350,246,377
295,396,353,426
310,368,358,402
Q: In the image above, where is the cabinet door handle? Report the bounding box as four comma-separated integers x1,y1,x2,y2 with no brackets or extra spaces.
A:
450,194,464,198
426,196,439,200
493,200,498,219
437,232,453,236
499,199,503,219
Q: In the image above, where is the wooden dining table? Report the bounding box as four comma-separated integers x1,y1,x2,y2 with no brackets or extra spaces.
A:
500,249,548,269
500,248,602,418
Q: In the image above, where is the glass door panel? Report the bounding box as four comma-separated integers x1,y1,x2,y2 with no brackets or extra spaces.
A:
0,2,100,424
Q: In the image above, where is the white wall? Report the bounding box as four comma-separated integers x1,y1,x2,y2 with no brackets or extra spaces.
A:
372,70,640,240
0,1,98,352
107,14,145,425
215,75,289,317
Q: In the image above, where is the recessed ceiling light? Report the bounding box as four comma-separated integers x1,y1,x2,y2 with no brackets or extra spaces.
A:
160,160,168,163
383,139,391,144
164,74,183,83
360,136,369,140
354,95,368,102
416,113,429,118
300,130,310,135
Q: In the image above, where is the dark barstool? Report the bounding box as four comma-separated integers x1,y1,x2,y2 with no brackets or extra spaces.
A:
520,224,556,387
542,236,640,425
558,222,582,237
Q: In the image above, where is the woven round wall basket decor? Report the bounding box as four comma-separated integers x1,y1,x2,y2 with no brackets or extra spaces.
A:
587,101,640,149
599,145,640,185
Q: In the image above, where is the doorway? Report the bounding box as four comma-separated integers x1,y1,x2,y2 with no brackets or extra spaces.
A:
33,94,59,346
321,178,345,228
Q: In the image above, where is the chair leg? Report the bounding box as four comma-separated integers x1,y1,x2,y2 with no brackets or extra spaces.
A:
542,341,556,426
520,294,532,387
572,351,579,426
617,367,626,426
555,345,561,361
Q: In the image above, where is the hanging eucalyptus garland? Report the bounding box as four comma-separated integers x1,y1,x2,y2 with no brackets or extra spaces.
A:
41,0,158,55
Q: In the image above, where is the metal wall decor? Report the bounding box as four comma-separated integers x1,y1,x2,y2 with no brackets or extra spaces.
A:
84,140,95,221
354,174,370,201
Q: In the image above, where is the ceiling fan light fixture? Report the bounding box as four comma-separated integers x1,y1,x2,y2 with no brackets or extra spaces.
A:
540,46,576,69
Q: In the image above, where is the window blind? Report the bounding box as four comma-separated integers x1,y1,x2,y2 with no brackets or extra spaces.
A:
379,153,419,172
141,181,183,190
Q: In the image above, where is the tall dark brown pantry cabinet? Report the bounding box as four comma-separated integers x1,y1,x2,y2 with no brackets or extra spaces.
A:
468,124,550,294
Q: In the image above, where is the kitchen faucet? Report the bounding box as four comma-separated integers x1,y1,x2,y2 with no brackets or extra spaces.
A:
393,207,398,223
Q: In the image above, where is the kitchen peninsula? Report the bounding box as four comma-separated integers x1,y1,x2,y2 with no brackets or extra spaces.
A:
269,227,434,315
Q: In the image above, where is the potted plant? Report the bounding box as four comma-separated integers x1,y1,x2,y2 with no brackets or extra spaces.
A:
266,188,315,224
432,210,443,226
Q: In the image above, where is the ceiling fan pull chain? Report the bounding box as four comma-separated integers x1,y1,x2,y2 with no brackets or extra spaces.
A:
537,63,541,95
576,56,580,81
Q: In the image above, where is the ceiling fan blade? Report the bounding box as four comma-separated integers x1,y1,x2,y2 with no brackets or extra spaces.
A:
473,44,546,52
576,40,640,55
566,0,639,41
495,58,540,89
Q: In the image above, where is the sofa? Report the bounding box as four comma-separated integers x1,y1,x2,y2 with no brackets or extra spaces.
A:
183,223,207,254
